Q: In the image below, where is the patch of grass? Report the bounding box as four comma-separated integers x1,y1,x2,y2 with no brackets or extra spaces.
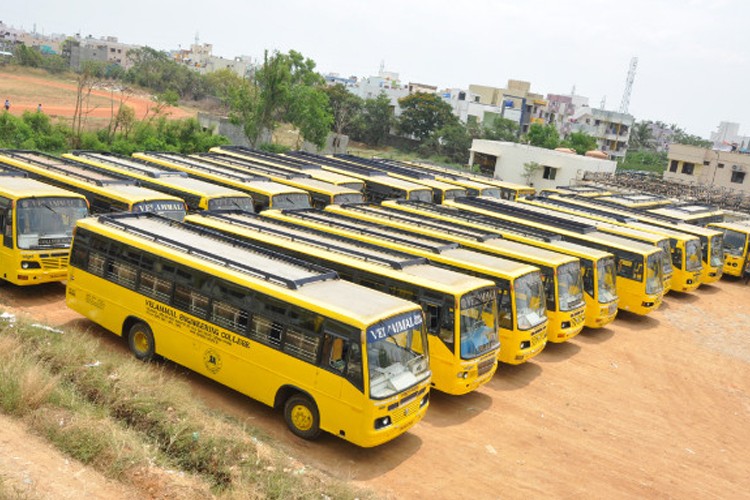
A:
0,312,373,498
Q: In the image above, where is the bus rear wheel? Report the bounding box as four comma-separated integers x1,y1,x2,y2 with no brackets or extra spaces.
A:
283,394,321,440
128,322,156,362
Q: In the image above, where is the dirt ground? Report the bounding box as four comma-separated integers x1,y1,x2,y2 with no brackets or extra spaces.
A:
0,276,748,499
0,69,195,125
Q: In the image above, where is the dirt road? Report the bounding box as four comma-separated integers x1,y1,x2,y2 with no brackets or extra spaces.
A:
1,278,748,499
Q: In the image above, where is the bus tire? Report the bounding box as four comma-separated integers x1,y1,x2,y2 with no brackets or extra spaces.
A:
128,321,156,362
283,394,321,440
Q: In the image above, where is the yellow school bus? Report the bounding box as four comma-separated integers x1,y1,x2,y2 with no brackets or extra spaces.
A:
211,146,366,191
0,150,186,219
184,211,500,395
192,152,364,208
537,193,725,284
0,169,88,285
126,151,312,212
445,197,665,316
401,159,537,199
263,208,549,365
327,154,469,203
474,197,674,293
324,203,587,342
63,151,255,212
706,221,750,277
382,200,619,329
520,196,703,292
67,212,431,447
284,151,437,203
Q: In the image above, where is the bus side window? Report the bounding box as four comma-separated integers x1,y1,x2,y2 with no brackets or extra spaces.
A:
438,303,455,350
0,198,10,248
671,247,683,269
346,343,363,390
422,302,440,334
326,336,346,372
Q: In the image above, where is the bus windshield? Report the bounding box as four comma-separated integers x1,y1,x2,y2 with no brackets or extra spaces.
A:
132,200,187,220
481,188,501,199
459,288,499,359
685,239,703,271
514,271,547,330
709,234,724,266
207,197,255,212
646,252,664,295
271,193,311,210
444,189,465,201
597,256,618,304
409,190,433,203
367,311,430,399
333,193,365,205
723,229,747,256
16,197,88,249
557,261,584,311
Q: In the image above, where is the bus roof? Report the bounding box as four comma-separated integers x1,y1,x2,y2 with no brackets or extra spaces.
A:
84,213,419,325
266,208,538,279
384,200,613,260
0,176,87,199
196,154,360,196
133,152,308,197
66,151,252,198
327,204,579,266
187,211,494,294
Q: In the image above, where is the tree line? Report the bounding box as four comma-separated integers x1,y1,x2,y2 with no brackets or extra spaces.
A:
6,42,711,169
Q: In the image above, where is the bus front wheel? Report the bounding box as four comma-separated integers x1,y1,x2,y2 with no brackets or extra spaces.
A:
128,322,156,362
283,394,321,440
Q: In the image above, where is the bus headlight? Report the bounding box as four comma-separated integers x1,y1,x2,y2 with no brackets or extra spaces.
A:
374,416,392,430
457,371,469,379
21,261,41,269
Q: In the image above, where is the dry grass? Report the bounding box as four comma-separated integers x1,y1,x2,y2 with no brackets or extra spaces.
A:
0,313,373,499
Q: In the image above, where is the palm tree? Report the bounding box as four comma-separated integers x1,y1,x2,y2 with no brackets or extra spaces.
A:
629,121,654,150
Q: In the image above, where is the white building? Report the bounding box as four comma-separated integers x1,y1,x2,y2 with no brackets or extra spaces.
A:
469,140,617,190
569,107,634,160
710,122,750,152
440,88,521,127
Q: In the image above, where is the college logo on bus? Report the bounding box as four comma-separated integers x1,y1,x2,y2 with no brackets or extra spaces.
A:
204,349,223,374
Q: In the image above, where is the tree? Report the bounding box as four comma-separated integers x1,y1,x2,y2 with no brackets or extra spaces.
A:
323,84,363,138
421,122,472,164
561,131,598,155
397,92,456,142
629,121,654,150
229,49,332,148
672,128,712,148
482,116,519,142
521,161,542,185
525,123,560,149
356,92,393,146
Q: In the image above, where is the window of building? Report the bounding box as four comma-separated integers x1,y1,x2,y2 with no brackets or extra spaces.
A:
731,171,745,184
681,162,694,175
542,166,557,180
703,161,710,166
669,160,679,172
718,163,725,169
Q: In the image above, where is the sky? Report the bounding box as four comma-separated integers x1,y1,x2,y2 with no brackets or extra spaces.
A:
5,0,749,138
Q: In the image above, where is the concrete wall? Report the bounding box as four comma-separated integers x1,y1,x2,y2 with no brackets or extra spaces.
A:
469,140,617,190
196,113,348,153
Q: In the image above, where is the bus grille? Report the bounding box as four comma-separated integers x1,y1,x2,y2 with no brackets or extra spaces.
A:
477,356,497,377
391,394,424,425
40,254,69,270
